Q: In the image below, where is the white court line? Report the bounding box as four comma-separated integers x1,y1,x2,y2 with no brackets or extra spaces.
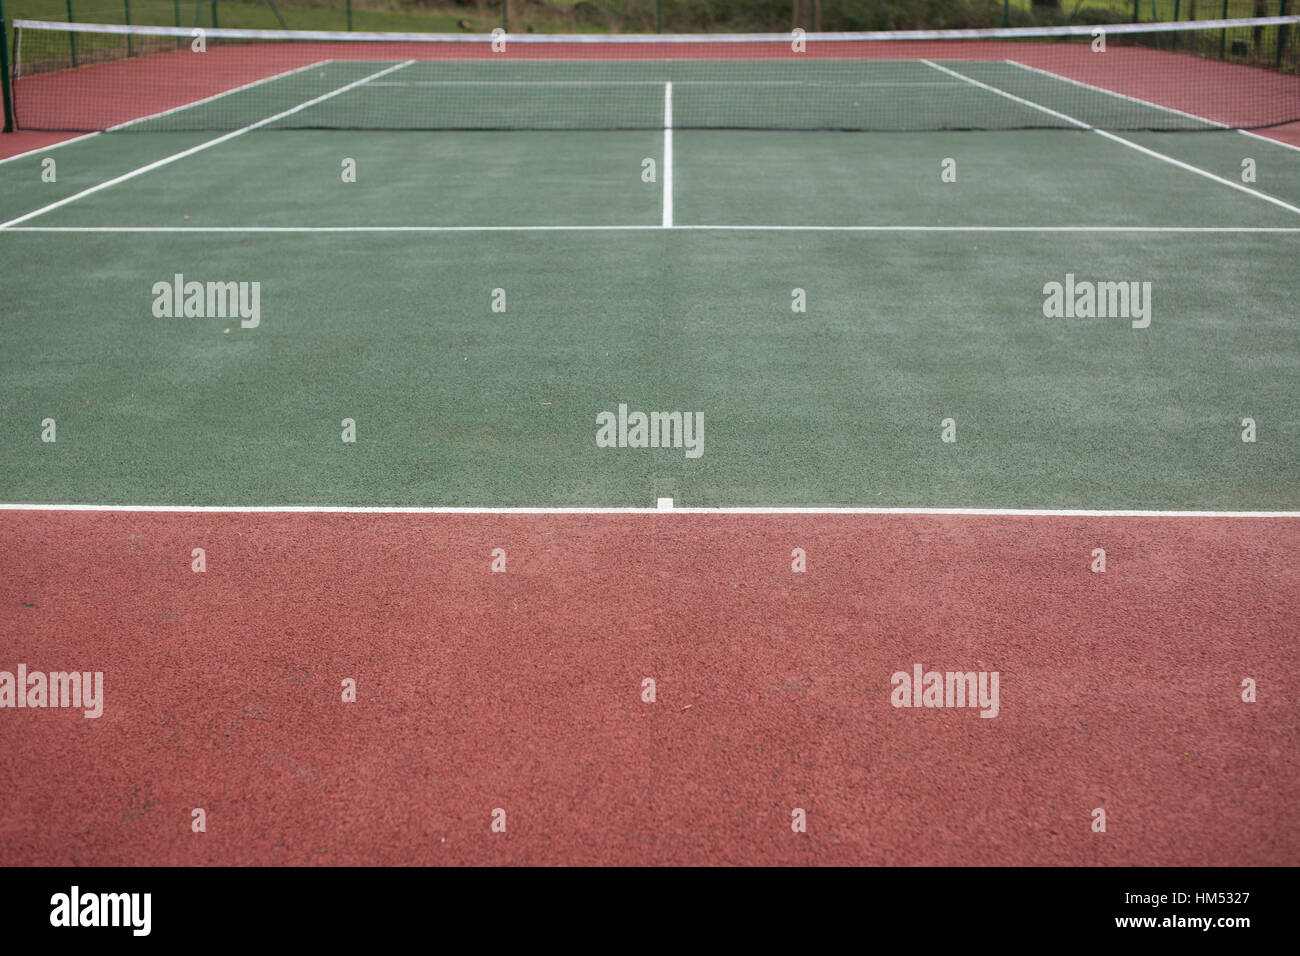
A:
0,60,415,230
674,224,1300,232
1,225,664,232
0,503,1295,517
366,80,963,87
921,60,1300,217
662,81,673,228
1089,127,1300,215
1006,59,1300,155
0,132,101,167
107,59,334,131
0,60,330,167
921,59,1088,125
1239,126,1300,153
4,225,1299,233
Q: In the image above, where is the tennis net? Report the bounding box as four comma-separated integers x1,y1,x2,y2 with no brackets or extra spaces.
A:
9,16,1300,133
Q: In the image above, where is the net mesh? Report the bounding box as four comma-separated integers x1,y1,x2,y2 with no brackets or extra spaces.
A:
11,17,1300,133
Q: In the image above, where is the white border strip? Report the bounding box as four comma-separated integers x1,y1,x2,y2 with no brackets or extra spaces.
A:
14,16,1298,43
0,60,415,230
3,225,1299,233
923,60,1300,216
0,503,1295,517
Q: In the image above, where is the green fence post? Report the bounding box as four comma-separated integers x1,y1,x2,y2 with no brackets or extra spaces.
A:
124,0,132,57
212,0,218,29
265,0,287,28
1220,0,1228,58
0,6,14,133
503,0,508,33
346,0,352,31
1002,0,1010,27
66,0,77,67
1279,0,1290,67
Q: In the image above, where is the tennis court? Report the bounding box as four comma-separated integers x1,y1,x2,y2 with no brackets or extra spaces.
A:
1,17,1298,866
3,39,1299,507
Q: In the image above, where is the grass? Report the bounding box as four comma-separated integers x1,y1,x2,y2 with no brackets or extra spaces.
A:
8,0,508,31
4,0,1293,36
4,0,614,66
2,0,599,35
7,0,1292,33
1003,0,1289,22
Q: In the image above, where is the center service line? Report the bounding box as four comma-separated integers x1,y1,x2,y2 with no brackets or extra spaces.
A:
662,81,674,228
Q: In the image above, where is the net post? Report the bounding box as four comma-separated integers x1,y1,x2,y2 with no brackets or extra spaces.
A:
66,0,77,67
0,6,13,134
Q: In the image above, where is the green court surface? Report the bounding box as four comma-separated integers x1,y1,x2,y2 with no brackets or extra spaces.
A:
1,59,1298,510
12,57,1252,134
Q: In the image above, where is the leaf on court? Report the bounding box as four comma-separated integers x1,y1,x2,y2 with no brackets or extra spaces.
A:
680,704,693,711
